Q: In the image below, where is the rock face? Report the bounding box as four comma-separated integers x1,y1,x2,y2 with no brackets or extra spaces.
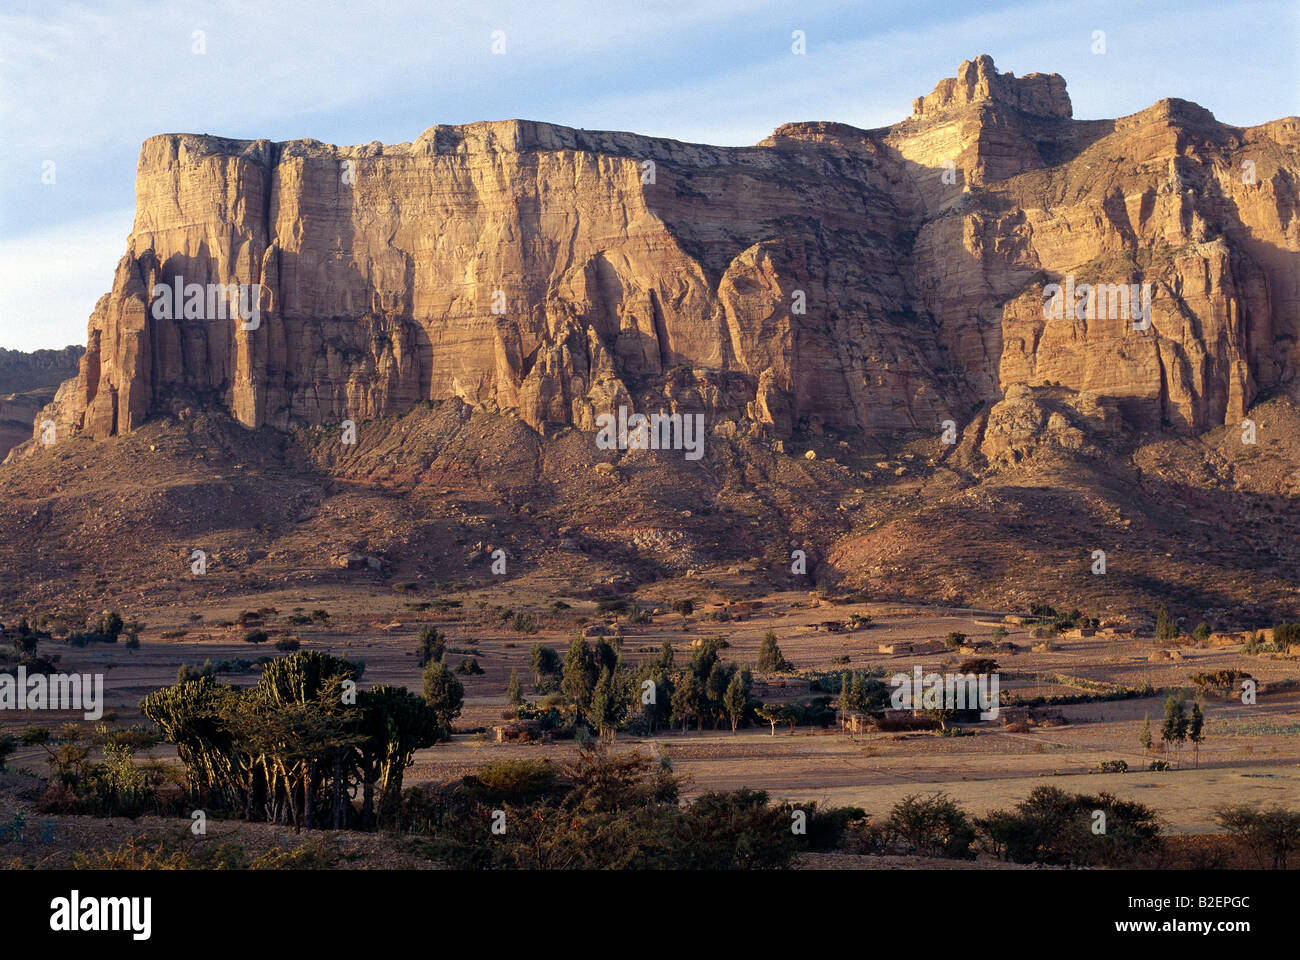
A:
0,346,85,459
14,57,1299,460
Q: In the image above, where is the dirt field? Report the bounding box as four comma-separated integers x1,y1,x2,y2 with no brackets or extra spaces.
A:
3,575,1296,844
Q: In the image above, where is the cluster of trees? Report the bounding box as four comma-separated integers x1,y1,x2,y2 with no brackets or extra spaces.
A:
141,651,463,830
1139,695,1205,767
513,634,769,738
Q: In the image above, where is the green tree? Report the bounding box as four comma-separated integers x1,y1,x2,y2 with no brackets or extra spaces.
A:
1156,604,1178,641
1139,713,1153,753
723,672,747,733
590,667,633,742
356,685,440,827
1192,622,1211,643
654,638,675,671
561,637,599,723
416,625,445,666
757,629,792,673
671,674,705,732
506,668,524,707
421,659,465,738
1161,693,1188,766
1188,701,1204,768
755,703,796,736
705,660,732,728
528,642,561,686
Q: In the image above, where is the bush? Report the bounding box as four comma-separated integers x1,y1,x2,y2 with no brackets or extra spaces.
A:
274,637,300,652
1214,802,1300,869
943,632,967,650
958,657,998,675
243,630,269,645
976,786,1160,866
455,657,484,676
1149,759,1171,771
1096,759,1128,773
886,793,975,859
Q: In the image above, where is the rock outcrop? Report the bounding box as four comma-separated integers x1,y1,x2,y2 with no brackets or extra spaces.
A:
12,57,1299,462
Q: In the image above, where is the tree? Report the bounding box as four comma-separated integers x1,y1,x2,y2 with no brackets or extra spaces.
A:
243,629,269,645
705,661,732,728
356,685,440,827
671,599,694,618
757,630,792,673
690,637,720,682
1139,713,1153,753
670,674,705,733
528,642,561,686
943,631,967,650
1188,701,1204,768
416,625,445,666
561,637,599,723
590,666,632,742
506,668,524,707
422,660,465,738
1156,604,1178,641
756,703,796,736
1160,693,1188,766
654,638,675,671
723,673,747,732
1214,802,1300,870
1193,622,1211,643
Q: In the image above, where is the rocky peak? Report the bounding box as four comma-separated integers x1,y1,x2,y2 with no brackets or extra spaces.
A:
911,54,1071,120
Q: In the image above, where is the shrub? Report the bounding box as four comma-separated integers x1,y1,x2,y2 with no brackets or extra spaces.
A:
976,786,1160,866
958,657,998,675
1192,622,1211,642
275,637,300,652
671,599,695,617
1274,621,1300,650
455,657,484,676
1214,802,1300,869
1149,759,1171,771
1096,759,1128,773
886,792,976,859
943,632,967,650
243,630,269,645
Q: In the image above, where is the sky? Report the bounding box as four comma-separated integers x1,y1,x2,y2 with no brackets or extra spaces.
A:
1,0,1296,351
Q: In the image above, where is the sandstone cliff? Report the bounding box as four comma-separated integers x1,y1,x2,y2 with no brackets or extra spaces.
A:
13,57,1299,460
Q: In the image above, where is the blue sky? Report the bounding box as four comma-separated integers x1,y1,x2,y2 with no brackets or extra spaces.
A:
1,0,1296,351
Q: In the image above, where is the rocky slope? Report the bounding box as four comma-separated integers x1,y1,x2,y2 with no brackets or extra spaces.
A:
12,56,1298,461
